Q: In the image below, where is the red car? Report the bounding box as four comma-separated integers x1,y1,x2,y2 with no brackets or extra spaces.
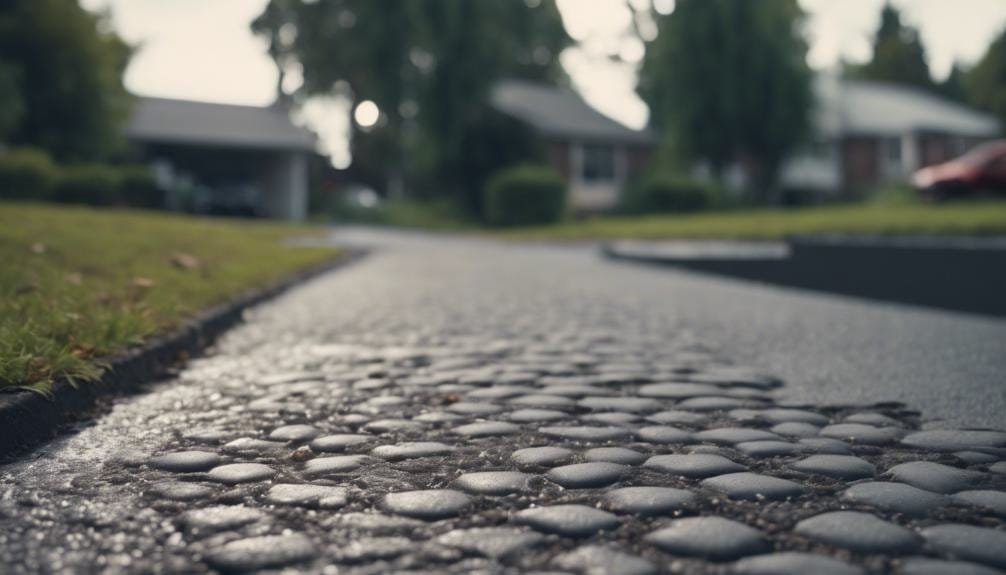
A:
912,140,1006,199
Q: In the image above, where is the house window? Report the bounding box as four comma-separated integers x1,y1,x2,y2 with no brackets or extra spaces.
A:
885,138,902,166
582,144,615,182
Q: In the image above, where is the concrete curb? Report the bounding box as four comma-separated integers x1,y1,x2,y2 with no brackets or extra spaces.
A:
0,247,369,460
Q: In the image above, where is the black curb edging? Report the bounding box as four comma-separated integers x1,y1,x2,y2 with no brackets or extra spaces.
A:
0,247,369,460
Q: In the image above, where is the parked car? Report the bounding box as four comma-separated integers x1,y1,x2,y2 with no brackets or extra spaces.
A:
912,140,1006,200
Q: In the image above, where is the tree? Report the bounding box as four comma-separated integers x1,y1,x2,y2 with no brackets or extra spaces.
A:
639,0,812,199
966,27,1006,134
252,0,570,213
937,63,968,103
0,0,132,161
853,3,933,89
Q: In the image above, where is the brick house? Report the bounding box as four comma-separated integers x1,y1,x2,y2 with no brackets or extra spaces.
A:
490,80,655,212
780,76,1001,197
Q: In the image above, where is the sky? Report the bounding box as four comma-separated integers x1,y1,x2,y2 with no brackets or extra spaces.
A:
81,0,1006,167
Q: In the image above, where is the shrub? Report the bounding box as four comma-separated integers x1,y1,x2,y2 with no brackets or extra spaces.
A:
0,148,57,200
483,165,566,227
118,165,162,208
621,174,714,214
53,164,123,206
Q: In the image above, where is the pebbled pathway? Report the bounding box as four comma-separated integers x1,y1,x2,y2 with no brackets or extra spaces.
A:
1,232,1005,574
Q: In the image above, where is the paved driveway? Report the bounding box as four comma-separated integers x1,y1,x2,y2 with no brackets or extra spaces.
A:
1,227,1004,573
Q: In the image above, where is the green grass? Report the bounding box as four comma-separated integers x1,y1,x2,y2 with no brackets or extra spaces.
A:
497,201,1006,241
332,198,474,231
0,202,340,393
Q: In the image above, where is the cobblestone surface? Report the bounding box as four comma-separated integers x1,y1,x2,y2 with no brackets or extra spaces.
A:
1,233,1005,573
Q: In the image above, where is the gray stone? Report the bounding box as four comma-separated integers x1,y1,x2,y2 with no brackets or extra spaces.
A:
898,557,1003,575
221,437,286,453
206,463,275,484
205,533,316,571
383,489,471,520
148,451,222,473
990,461,1006,474
885,461,985,493
454,421,521,437
955,451,999,464
901,429,1006,451
702,472,805,501
180,505,267,532
771,422,821,438
646,516,769,560
791,455,876,480
268,424,320,442
731,552,864,575
540,426,631,442
309,434,371,452
638,383,723,399
678,397,753,411
582,412,640,425
953,490,1006,517
303,455,370,475
921,524,1006,569
646,410,706,425
413,411,463,423
845,412,901,427
336,536,413,562
467,385,534,399
510,394,577,408
794,511,922,553
584,447,647,465
841,482,948,516
371,441,455,461
736,441,802,458
454,471,532,495
820,423,902,445
512,446,575,467
578,397,660,413
508,408,567,422
447,401,504,415
695,427,782,445
552,545,656,575
437,527,544,559
635,426,693,444
265,484,348,508
645,453,746,478
759,408,830,425
546,462,626,488
148,481,215,501
516,504,619,537
603,486,696,515
362,419,425,433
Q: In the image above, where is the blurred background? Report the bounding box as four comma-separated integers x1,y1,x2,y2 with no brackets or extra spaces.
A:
2,0,1006,229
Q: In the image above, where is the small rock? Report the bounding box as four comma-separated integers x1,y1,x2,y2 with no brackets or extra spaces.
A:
791,455,876,480
885,461,985,494
205,533,316,571
206,463,275,484
383,489,471,520
268,424,320,442
309,434,371,452
512,446,574,467
546,462,626,488
840,482,948,517
646,516,768,560
644,453,746,478
371,442,455,461
731,552,864,575
148,451,222,473
437,527,544,559
265,484,348,508
603,486,695,515
516,504,619,537
454,471,532,495
701,472,804,501
584,447,647,465
552,545,656,575
921,524,1006,569
794,511,922,553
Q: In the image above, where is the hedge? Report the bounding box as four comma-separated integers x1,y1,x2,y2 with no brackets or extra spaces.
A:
483,165,566,226
0,148,58,200
621,174,716,214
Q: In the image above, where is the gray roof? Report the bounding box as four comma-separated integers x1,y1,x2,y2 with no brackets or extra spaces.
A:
126,96,316,151
490,79,655,145
815,76,999,138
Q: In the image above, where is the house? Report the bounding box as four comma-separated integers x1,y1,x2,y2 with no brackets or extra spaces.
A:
780,76,1001,196
126,97,316,220
490,79,656,212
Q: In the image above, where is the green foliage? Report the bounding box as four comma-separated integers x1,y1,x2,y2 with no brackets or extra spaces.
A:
251,0,570,208
0,0,132,161
0,148,57,200
851,4,933,89
0,59,24,140
483,165,566,227
53,164,123,206
966,28,1006,135
0,202,338,392
622,175,715,214
639,0,812,199
118,166,162,209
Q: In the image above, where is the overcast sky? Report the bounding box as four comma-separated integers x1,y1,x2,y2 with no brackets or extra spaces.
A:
81,0,1006,166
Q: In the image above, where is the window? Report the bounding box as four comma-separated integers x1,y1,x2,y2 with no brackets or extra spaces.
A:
885,138,902,165
582,144,615,182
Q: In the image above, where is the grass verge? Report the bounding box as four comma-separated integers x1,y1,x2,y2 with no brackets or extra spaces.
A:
0,202,339,393
497,201,1006,241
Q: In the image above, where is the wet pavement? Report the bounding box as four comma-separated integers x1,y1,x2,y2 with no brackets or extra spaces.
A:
2,229,1005,574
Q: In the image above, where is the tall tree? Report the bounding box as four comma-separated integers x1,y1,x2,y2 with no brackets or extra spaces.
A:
252,0,569,211
854,3,933,89
639,0,812,199
937,63,968,103
0,0,132,161
966,27,1006,135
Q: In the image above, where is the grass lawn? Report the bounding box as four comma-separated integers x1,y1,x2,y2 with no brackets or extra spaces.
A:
0,202,339,393
498,201,1006,241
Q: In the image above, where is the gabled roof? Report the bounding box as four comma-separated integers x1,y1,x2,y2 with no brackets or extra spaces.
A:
815,76,1000,138
126,96,316,152
490,79,655,145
